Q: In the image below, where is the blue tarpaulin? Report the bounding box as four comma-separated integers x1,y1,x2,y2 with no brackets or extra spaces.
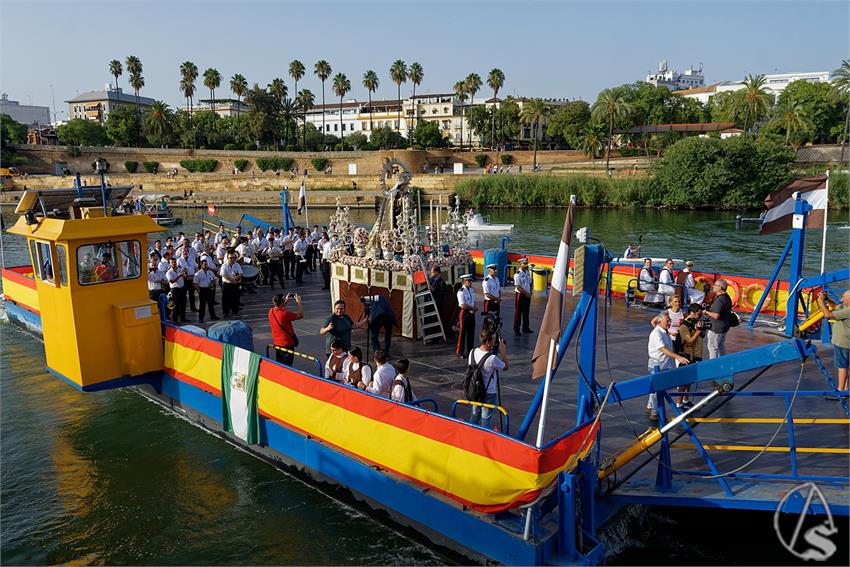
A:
208,320,254,351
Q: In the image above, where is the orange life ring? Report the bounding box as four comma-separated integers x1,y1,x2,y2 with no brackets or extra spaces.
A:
694,275,714,291
726,280,741,307
740,283,772,310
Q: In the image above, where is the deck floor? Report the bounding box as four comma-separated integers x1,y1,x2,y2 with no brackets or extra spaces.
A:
183,264,849,506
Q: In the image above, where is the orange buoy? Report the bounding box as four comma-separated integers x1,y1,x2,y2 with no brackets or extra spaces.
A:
727,280,741,307
740,283,771,310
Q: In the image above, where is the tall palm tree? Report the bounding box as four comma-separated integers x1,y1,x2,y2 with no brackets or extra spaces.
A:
125,55,143,116
230,73,248,123
464,73,482,148
314,60,332,142
389,60,407,134
362,70,379,132
203,68,222,116
520,98,550,170
280,98,299,149
180,61,198,118
333,73,351,150
408,62,424,132
109,60,123,91
577,122,606,159
769,99,812,146
831,59,850,162
453,80,467,151
591,88,633,172
269,78,287,104
735,74,771,135
487,68,505,149
289,60,305,142
297,88,315,151
144,100,173,147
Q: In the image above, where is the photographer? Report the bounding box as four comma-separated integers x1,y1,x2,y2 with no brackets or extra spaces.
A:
674,304,705,409
363,295,397,357
269,293,304,366
320,300,367,354
705,279,732,360
469,328,509,429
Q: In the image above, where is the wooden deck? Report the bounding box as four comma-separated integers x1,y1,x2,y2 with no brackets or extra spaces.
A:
184,264,849,502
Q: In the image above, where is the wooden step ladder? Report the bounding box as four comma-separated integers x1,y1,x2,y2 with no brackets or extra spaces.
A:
411,262,446,344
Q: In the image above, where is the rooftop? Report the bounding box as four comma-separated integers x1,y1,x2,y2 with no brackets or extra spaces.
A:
65,87,156,106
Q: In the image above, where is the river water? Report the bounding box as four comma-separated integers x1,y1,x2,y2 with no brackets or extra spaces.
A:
1,204,847,565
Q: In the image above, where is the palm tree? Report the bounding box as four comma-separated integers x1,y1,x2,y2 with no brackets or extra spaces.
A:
389,60,407,134
203,68,222,116
591,88,633,172
297,89,315,151
109,60,123,91
289,60,305,143
180,61,198,121
769,99,812,147
280,98,299,149
125,55,144,116
464,73,482,148
735,74,771,135
269,78,287,104
144,100,173,147
230,73,248,124
831,59,850,162
453,80,467,151
333,73,351,150
314,60,332,142
362,70,379,132
520,98,550,170
487,68,505,149
409,62,424,132
577,122,606,159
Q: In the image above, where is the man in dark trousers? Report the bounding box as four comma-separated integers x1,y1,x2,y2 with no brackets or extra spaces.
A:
456,274,477,358
366,295,397,357
513,257,533,335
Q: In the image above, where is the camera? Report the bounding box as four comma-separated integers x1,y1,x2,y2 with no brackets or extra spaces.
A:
482,313,503,353
697,314,712,332
361,294,379,307
286,292,296,300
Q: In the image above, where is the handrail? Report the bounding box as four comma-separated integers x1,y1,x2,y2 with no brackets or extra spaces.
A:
409,398,439,412
625,278,688,307
265,343,323,377
451,399,510,435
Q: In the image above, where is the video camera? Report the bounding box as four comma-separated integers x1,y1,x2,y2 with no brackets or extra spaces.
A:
481,312,503,354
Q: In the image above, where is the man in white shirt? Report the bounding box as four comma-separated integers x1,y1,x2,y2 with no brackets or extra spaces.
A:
368,350,396,398
219,251,243,316
266,236,284,289
483,263,501,317
513,258,533,336
166,257,188,323
658,258,676,305
682,261,705,305
391,358,414,403
147,261,166,303
214,225,228,246
456,274,477,358
639,258,664,306
192,233,206,255
216,238,230,264
282,228,296,279
320,234,333,290
236,237,253,265
177,247,198,312
468,328,510,429
646,311,690,421
158,251,172,275
193,258,219,322
293,230,309,284
309,224,322,271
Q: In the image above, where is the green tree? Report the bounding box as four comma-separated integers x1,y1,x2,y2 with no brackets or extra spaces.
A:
362,70,379,132
143,100,173,147
778,79,845,144
314,60,332,139
180,61,199,147
297,89,315,150
767,98,813,146
521,98,550,169
289,60,305,101
833,59,850,161
547,100,591,148
487,68,505,149
55,118,107,147
332,73,351,150
244,84,281,149
411,120,447,149
370,126,406,150
268,78,287,104
577,122,606,159
591,87,633,171
453,80,467,150
706,91,741,125
104,105,142,147
464,73,482,148
125,55,144,120
277,98,298,149
230,73,248,124
1,113,28,145
735,74,772,134
494,96,520,146
109,59,122,91
466,104,492,146
344,132,368,150
389,59,407,134
203,68,222,115
409,62,424,132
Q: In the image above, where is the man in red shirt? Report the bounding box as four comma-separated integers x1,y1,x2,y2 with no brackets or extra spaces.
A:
269,293,304,367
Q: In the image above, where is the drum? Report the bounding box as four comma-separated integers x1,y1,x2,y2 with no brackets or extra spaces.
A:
242,264,259,285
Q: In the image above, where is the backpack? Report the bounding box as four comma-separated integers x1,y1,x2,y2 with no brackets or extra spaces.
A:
729,312,740,328
463,351,493,403
393,376,413,403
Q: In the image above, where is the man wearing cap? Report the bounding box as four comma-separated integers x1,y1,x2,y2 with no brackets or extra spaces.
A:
483,264,501,317
456,274,477,358
705,278,733,361
513,258,533,336
680,261,705,305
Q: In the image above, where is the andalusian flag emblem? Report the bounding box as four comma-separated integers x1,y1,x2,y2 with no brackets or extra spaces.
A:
221,344,261,444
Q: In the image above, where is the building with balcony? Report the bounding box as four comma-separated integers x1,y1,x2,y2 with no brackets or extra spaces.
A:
65,86,155,125
0,93,51,126
180,98,250,118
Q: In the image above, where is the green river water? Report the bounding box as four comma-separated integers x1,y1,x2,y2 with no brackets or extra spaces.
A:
1,205,847,565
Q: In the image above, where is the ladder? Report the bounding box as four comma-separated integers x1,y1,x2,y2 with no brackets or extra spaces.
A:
411,260,446,344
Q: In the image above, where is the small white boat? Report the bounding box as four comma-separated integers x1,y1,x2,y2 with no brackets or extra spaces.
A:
141,194,183,226
462,213,514,232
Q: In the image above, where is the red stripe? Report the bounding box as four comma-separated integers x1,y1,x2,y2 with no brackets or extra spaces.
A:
165,368,221,395
2,268,36,289
2,294,40,315
166,326,223,358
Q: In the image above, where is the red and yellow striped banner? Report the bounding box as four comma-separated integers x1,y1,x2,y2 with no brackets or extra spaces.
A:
164,326,597,513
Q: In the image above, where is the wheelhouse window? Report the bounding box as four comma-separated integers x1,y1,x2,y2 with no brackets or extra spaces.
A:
77,240,142,285
56,244,68,286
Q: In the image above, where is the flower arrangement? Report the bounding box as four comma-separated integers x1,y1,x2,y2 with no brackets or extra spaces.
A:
353,227,369,248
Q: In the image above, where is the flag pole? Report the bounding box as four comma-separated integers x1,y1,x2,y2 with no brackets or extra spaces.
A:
303,174,310,229
535,338,557,447
820,169,830,274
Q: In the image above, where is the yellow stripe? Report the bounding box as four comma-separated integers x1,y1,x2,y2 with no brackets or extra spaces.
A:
687,418,849,425
1,278,39,311
671,443,849,454
165,342,221,391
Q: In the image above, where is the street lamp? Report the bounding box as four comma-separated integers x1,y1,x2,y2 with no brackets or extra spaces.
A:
94,157,109,215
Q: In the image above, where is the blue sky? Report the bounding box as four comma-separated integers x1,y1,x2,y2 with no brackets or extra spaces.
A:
1,0,847,117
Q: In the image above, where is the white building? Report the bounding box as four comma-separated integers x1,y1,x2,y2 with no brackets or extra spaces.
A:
180,98,250,118
646,61,705,91
66,85,155,125
674,71,832,103
0,93,51,125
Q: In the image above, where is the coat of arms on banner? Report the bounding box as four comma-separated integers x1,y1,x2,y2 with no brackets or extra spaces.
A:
230,372,247,392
